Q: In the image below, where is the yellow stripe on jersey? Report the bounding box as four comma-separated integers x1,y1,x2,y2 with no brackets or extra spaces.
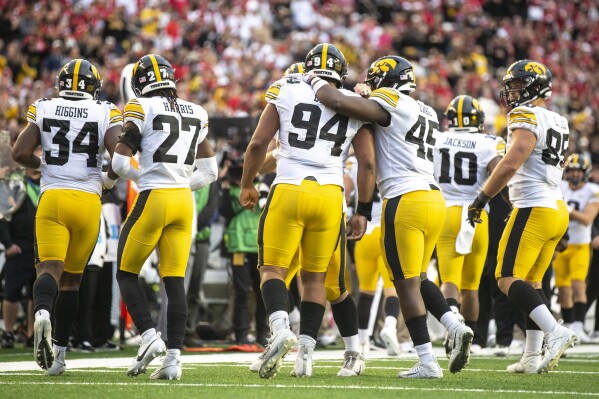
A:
370,88,399,108
496,138,506,156
265,82,282,101
149,54,162,82
26,104,37,122
508,108,538,126
72,59,82,92
457,95,465,127
109,107,124,124
124,99,145,121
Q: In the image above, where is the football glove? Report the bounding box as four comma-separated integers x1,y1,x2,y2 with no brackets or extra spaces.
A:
467,192,491,227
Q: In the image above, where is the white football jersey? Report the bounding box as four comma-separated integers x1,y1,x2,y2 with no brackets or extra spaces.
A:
346,156,382,233
560,181,599,244
506,105,569,208
27,97,123,195
368,87,440,199
266,74,364,187
433,131,506,206
124,96,209,192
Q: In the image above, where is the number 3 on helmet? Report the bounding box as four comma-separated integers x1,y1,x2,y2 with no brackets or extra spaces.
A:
56,59,102,100
131,54,177,97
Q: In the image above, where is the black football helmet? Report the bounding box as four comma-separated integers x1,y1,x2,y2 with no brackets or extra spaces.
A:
131,54,176,97
364,56,416,93
445,95,485,133
304,43,348,88
56,59,102,100
500,59,552,107
565,153,591,185
284,62,305,76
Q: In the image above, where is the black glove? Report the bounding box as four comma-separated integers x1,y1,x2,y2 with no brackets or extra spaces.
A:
467,192,491,227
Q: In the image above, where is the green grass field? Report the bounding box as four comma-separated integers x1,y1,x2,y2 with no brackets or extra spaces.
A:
1,346,598,399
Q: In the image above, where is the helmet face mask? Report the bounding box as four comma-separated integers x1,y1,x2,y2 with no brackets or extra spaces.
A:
565,153,591,186
56,59,102,100
500,60,552,107
131,54,177,97
304,43,348,88
445,95,485,133
364,56,416,93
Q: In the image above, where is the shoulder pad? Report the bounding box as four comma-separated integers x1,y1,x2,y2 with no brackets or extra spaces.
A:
370,87,399,108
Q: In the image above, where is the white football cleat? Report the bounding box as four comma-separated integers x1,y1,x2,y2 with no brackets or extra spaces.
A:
258,328,297,379
34,311,54,370
507,352,541,374
398,360,443,379
448,323,474,373
127,332,166,377
249,350,266,373
337,351,365,377
46,349,66,376
379,325,401,356
290,344,313,377
537,322,577,374
150,358,182,380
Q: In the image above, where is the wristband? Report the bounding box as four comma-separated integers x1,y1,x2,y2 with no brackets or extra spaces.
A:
356,201,373,221
311,77,328,93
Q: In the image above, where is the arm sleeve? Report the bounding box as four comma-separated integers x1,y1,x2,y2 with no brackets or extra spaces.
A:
112,153,140,182
190,157,218,191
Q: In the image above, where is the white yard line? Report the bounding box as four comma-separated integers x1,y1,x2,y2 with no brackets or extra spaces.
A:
1,346,598,372
0,381,598,396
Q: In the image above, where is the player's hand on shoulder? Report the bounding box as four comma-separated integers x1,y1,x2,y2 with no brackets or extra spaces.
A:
354,83,371,98
301,71,318,85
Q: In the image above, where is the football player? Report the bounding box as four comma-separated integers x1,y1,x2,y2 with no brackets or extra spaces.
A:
239,43,376,379
467,59,577,374
12,59,123,375
306,55,473,378
555,154,599,342
110,54,217,380
433,95,505,356
346,159,403,357
249,62,366,377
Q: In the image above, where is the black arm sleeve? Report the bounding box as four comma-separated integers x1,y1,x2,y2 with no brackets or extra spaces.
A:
197,183,220,230
118,124,142,155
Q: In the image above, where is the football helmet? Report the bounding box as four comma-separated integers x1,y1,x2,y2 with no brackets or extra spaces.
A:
565,153,591,185
445,95,485,133
364,56,416,93
131,54,176,97
56,59,102,100
284,62,305,76
500,59,552,107
304,43,348,88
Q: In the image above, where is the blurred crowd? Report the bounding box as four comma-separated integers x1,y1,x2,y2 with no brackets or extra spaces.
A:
1,0,598,158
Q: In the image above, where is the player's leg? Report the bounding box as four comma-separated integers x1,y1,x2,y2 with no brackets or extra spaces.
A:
117,190,167,377
570,244,592,341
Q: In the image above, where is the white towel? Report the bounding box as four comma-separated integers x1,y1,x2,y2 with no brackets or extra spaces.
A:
456,205,476,255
